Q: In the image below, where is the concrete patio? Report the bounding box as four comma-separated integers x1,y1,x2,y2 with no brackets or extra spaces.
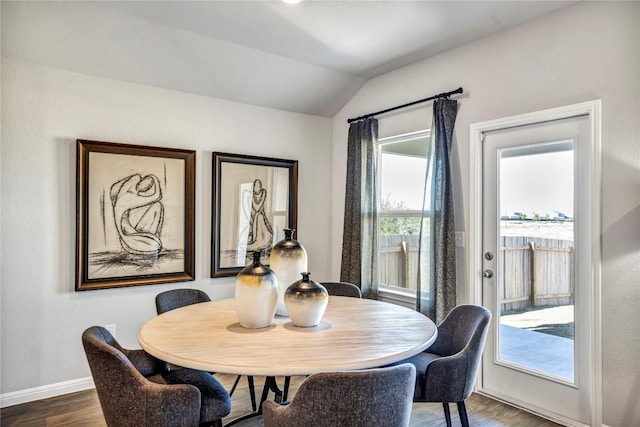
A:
500,306,575,382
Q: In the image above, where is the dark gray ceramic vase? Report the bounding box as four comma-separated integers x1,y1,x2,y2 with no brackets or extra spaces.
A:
284,272,328,327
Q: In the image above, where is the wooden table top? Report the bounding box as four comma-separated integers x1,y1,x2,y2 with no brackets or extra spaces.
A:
138,296,437,376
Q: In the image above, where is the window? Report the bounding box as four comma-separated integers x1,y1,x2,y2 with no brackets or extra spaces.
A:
378,130,430,296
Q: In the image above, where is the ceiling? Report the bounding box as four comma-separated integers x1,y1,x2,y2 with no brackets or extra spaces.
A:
2,1,577,117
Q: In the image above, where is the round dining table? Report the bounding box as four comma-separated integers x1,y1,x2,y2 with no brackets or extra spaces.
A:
138,296,437,377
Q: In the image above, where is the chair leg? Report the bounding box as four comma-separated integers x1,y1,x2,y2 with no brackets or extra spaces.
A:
229,374,242,396
247,376,257,412
457,401,469,427
442,402,452,427
282,376,291,401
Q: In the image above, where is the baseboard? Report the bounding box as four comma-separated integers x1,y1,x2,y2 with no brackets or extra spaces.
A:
476,390,611,427
0,377,95,408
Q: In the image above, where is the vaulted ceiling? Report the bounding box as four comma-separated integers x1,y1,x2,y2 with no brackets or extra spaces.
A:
2,1,576,117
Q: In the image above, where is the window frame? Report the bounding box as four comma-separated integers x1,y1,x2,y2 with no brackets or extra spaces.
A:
377,129,430,303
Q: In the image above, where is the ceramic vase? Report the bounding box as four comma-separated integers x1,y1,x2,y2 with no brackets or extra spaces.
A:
235,251,278,329
285,272,329,327
269,228,308,317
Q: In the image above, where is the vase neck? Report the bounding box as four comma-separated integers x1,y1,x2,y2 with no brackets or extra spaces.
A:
252,251,262,266
283,228,294,240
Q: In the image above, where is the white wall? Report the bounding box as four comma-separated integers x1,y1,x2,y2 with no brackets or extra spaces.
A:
0,58,332,398
332,2,639,426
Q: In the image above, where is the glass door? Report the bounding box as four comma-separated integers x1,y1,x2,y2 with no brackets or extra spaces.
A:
480,114,594,425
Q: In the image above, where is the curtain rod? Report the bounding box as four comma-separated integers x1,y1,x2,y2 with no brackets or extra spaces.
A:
347,87,463,124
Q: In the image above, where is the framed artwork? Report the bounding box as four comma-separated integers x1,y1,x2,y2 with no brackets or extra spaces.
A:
75,139,196,291
212,152,298,277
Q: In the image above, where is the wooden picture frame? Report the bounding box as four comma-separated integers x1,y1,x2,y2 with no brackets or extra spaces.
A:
212,152,298,278
76,139,196,291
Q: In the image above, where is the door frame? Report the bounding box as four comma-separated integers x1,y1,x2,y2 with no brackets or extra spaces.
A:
468,100,602,426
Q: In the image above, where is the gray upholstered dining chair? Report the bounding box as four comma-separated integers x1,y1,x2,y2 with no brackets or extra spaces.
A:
155,288,211,313
155,288,257,411
398,304,491,427
320,281,362,298
262,363,416,427
82,326,231,427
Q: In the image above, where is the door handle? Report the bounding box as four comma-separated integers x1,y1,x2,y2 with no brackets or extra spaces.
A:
482,269,494,278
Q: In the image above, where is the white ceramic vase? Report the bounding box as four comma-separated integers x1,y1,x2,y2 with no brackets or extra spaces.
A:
235,252,278,329
269,229,308,317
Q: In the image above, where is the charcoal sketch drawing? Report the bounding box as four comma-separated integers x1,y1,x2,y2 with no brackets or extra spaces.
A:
88,161,184,278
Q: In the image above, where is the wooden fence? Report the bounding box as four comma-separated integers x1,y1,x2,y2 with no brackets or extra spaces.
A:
499,236,574,312
379,235,420,291
379,234,574,312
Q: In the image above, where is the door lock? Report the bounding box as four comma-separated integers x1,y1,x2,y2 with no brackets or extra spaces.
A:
484,251,494,261
482,269,494,278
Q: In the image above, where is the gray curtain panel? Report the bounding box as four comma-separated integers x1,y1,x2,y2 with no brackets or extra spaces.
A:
340,118,379,298
417,99,459,324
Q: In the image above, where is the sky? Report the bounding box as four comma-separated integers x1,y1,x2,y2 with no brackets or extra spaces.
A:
500,150,574,218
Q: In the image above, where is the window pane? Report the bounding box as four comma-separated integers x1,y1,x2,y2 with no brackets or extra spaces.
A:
380,153,426,211
498,142,575,382
379,225,420,291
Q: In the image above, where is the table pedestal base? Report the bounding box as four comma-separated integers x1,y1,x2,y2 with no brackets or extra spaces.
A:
224,376,284,427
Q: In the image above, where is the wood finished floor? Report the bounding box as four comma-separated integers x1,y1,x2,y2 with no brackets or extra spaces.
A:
1,373,561,426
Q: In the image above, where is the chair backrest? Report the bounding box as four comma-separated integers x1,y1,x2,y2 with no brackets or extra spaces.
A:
155,288,211,314
82,326,200,427
424,304,491,401
428,304,491,358
320,282,362,298
263,364,416,427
